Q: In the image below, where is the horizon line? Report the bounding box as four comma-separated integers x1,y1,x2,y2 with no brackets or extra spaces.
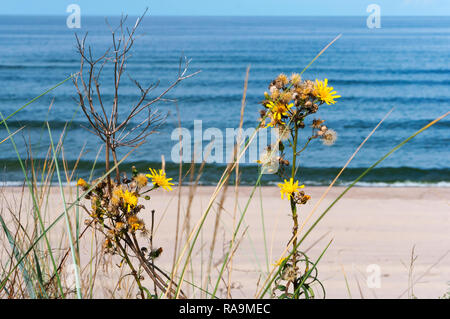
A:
1,14,450,17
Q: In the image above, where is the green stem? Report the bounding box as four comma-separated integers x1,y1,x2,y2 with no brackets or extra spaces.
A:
296,137,313,156
290,124,299,293
115,238,146,299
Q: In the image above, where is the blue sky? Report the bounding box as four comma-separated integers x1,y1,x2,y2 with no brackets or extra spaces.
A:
1,0,449,16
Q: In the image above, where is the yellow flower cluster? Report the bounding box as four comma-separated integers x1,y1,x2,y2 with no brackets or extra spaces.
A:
111,186,138,212
82,164,176,255
261,75,340,130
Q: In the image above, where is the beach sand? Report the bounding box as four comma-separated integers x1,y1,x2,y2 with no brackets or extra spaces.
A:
1,186,449,299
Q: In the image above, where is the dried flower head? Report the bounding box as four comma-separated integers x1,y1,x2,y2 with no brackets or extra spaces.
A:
134,173,148,188
115,222,126,232
270,88,280,100
290,73,301,85
257,146,279,174
280,91,293,104
311,119,325,129
276,73,289,86
281,265,298,282
300,80,315,96
294,191,311,205
321,129,338,146
278,126,291,141
150,247,163,258
279,157,290,166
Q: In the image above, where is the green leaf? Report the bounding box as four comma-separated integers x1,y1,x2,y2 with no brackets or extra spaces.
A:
276,285,286,291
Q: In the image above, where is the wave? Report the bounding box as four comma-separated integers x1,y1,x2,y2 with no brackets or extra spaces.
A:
264,181,450,187
1,61,449,77
1,89,449,107
342,96,450,104
1,160,449,186
3,118,449,131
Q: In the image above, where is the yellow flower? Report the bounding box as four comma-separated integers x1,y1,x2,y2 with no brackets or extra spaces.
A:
122,190,138,212
146,168,174,191
274,256,288,267
278,178,304,200
103,238,113,250
266,101,293,127
115,222,126,232
313,79,341,105
127,215,144,232
76,178,88,188
111,186,123,206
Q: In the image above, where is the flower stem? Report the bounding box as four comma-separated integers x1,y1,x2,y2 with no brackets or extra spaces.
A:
290,124,299,292
115,237,146,299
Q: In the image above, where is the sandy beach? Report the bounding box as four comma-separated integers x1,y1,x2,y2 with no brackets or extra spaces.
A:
1,185,448,299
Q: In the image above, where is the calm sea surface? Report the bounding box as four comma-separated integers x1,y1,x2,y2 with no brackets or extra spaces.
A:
0,16,449,186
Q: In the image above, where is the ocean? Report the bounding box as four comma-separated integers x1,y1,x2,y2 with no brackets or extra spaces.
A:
0,15,449,186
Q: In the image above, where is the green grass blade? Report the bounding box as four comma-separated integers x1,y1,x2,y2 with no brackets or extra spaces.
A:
211,174,263,298
0,213,36,298
258,184,270,273
75,186,80,257
300,34,342,75
0,127,24,146
0,111,66,297
33,251,48,298
46,122,82,299
0,74,75,126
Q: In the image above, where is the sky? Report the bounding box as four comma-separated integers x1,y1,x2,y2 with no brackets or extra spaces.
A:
1,0,449,16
